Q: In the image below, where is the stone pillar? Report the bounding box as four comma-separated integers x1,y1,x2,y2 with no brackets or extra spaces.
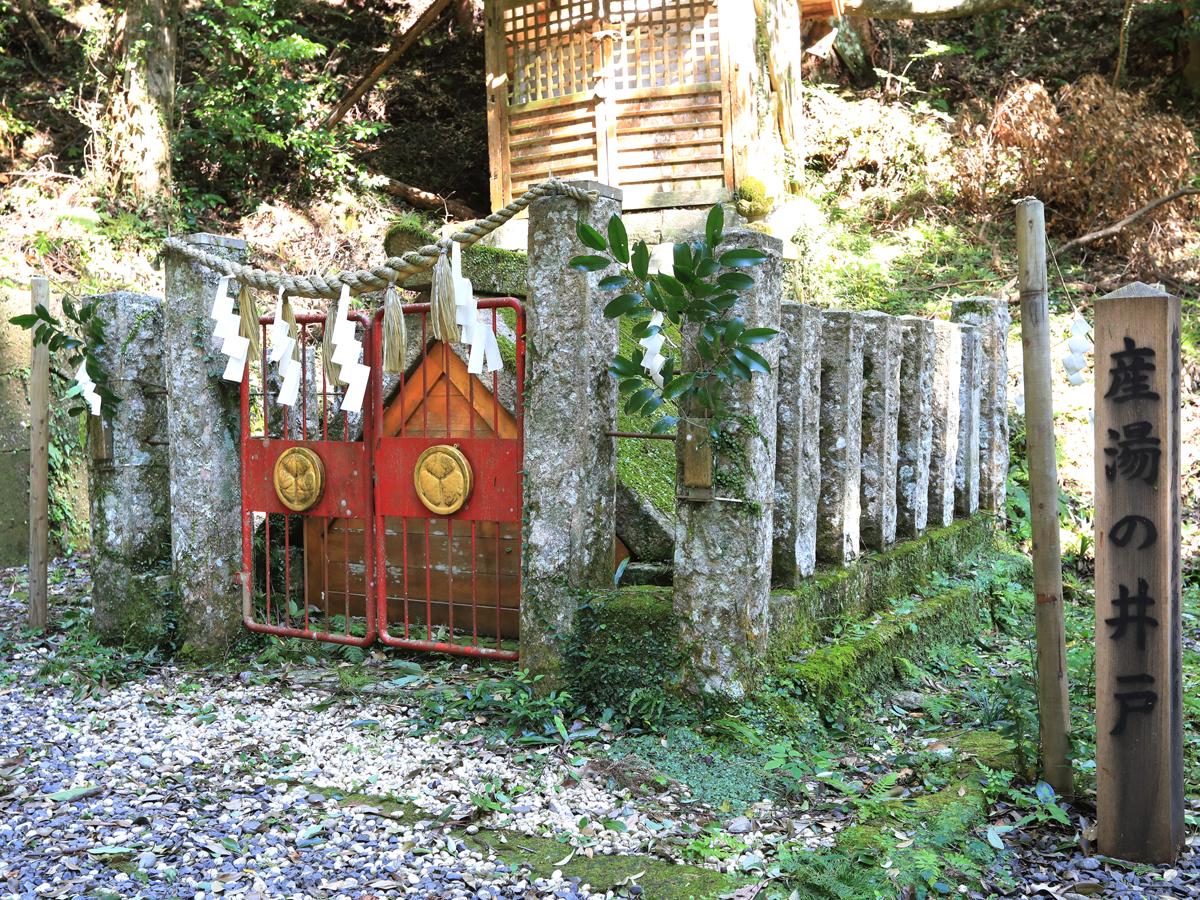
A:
773,303,821,585
896,316,935,538
817,311,864,565
89,293,172,647
521,181,622,685
951,297,1010,512
674,230,783,700
954,323,983,516
164,234,247,658
927,320,962,528
859,312,901,550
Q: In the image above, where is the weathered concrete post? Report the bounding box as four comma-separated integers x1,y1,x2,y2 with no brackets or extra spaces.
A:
896,316,935,538
859,312,901,550
164,234,247,658
817,311,864,564
927,320,962,528
954,323,983,516
674,230,783,699
521,181,622,685
951,297,1010,512
773,303,822,585
89,293,173,647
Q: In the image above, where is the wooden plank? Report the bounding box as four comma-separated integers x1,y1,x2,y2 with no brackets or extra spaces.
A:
623,186,731,209
718,0,737,190
485,0,512,208
1093,282,1184,863
27,276,49,631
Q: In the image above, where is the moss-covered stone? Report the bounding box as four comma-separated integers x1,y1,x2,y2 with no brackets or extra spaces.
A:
768,514,998,654
464,830,741,898
386,222,529,297
565,586,689,718
778,549,1030,706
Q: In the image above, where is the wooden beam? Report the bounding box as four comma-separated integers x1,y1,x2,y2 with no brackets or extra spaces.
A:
27,276,50,632
321,0,452,130
1016,198,1073,801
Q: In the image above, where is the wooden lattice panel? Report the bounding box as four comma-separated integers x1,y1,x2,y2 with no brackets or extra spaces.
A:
503,0,599,106
608,0,721,91
486,0,733,210
507,97,602,196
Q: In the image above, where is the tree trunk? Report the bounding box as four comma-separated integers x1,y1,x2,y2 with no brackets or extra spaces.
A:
842,0,1015,18
98,0,178,207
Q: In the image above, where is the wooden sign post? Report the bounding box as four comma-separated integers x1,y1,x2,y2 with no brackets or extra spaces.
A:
1094,282,1184,863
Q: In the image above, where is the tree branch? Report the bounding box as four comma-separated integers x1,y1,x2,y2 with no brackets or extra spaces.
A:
1056,188,1200,255
369,170,480,220
321,0,451,130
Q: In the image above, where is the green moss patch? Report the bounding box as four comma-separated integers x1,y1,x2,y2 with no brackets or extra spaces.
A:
769,515,999,653
465,830,740,898
565,587,688,721
779,550,1030,706
387,221,528,297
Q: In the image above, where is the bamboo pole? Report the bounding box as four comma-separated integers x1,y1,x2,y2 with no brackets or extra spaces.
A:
27,276,50,632
1016,198,1073,800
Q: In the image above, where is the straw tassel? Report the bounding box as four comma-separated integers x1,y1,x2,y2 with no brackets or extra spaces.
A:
281,294,300,362
429,249,459,341
382,283,407,374
322,297,341,386
237,285,261,363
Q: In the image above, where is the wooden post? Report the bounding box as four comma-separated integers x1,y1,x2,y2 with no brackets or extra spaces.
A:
1015,199,1073,800
1093,282,1184,863
27,276,50,632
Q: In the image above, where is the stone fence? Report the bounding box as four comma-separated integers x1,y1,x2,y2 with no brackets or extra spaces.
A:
516,182,1011,699
89,180,1008,696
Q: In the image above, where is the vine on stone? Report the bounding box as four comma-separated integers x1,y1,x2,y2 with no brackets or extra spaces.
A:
10,297,118,416
568,205,778,437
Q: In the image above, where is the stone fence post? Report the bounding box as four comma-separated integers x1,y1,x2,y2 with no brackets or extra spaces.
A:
927,320,962,529
674,230,783,700
954,323,983,516
896,316,934,538
521,181,622,686
164,234,247,659
859,311,901,550
817,311,864,564
89,293,172,648
951,298,1010,512
773,303,821,585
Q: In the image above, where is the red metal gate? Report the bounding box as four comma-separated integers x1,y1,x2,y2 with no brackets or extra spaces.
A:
240,300,524,660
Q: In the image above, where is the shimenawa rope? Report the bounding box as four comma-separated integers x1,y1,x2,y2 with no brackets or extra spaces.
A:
161,178,599,300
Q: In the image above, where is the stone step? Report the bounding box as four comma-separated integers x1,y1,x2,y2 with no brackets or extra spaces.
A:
779,549,1031,706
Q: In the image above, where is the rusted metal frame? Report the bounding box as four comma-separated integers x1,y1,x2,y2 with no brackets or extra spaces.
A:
373,298,522,660
241,310,376,647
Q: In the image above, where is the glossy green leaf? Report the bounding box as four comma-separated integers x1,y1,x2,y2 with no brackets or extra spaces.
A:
625,387,657,414
576,221,607,251
662,373,694,400
609,355,640,377
8,314,37,328
717,271,755,291
672,242,693,277
603,293,642,318
598,274,630,291
739,327,780,344
733,346,771,374
631,241,650,280
569,255,610,272
718,248,769,268
705,204,724,248
608,214,630,264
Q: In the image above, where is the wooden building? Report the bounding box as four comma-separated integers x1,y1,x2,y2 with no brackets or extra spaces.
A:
484,0,805,211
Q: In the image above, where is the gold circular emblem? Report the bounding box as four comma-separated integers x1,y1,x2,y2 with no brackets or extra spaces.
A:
414,445,473,515
273,447,325,512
